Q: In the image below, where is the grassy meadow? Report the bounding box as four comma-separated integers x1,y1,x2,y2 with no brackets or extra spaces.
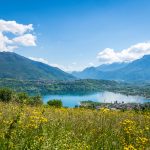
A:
0,102,149,150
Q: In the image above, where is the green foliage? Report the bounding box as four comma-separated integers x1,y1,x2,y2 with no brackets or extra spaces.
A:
30,95,43,106
0,103,149,149
17,92,30,103
0,78,132,94
0,88,43,106
47,99,63,107
0,88,13,102
0,52,75,80
0,78,150,99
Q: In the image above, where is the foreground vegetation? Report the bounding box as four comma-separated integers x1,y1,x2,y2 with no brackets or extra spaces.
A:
0,88,43,105
0,88,149,149
0,102,149,149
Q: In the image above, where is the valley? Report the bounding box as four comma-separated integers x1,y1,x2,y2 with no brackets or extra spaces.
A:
1,78,150,99
1,1,150,149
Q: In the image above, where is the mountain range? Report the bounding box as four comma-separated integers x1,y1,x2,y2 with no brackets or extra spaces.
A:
72,55,150,82
1,52,150,82
0,52,75,80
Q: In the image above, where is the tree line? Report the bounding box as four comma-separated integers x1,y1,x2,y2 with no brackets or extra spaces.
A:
0,88,62,107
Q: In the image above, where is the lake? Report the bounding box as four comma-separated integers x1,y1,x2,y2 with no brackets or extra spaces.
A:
43,91,150,107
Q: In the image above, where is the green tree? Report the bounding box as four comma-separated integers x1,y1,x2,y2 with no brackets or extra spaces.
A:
30,95,43,106
47,99,63,108
17,92,30,104
0,88,13,102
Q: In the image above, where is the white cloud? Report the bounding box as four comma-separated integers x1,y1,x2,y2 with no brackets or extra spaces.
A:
29,57,49,64
28,57,70,71
0,20,33,35
28,57,84,72
49,63,81,72
72,62,78,65
0,32,14,51
49,63,68,70
13,34,36,46
0,19,36,51
97,42,150,64
88,62,94,67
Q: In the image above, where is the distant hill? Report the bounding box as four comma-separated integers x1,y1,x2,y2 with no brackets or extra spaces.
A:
109,55,150,81
72,55,150,82
96,62,128,71
72,62,128,79
72,67,100,79
0,52,75,80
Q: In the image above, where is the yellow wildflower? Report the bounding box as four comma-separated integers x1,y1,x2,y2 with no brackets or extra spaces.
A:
124,144,137,150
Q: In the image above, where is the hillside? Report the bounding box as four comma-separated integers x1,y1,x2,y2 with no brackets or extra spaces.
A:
0,52,75,80
113,55,150,81
0,102,149,149
72,62,129,79
72,67,100,79
96,62,128,71
1,78,150,98
72,55,150,82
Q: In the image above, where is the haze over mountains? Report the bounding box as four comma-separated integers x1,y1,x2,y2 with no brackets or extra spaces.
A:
0,52,75,80
72,55,150,82
0,52,150,82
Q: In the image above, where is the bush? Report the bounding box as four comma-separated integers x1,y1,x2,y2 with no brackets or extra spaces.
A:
47,99,63,107
17,92,30,103
16,93,43,105
0,88,43,105
0,88,13,102
30,95,43,106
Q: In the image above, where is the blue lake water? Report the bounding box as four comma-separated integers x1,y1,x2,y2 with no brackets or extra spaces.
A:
43,91,150,107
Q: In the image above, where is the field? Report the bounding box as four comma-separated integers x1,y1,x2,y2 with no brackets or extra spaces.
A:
0,102,149,150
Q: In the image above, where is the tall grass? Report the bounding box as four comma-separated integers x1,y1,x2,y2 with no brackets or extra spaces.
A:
0,102,149,150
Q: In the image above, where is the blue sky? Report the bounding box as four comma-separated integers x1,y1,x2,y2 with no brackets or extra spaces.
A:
1,0,150,71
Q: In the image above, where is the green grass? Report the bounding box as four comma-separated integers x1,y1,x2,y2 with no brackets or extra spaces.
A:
0,102,149,150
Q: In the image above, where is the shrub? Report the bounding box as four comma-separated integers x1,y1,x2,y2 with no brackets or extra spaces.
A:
30,95,43,106
17,92,30,103
47,99,63,107
0,89,43,105
0,88,13,102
